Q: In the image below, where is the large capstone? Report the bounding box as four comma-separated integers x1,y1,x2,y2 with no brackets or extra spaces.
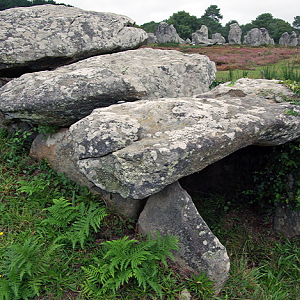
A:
0,48,216,126
29,79,300,200
0,4,147,77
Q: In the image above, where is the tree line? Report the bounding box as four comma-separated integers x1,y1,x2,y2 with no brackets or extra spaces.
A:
0,0,71,11
140,5,300,44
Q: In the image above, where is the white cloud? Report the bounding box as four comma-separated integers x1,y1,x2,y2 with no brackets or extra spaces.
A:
62,0,298,26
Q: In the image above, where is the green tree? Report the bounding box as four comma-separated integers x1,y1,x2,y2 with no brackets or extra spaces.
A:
199,5,223,36
201,4,223,23
293,16,300,29
0,0,70,10
140,21,160,33
166,11,201,40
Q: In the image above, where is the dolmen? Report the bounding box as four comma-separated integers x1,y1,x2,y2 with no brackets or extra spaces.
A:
1,4,300,293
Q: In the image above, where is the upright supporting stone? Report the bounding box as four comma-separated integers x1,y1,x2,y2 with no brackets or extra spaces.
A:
137,181,230,293
274,204,300,238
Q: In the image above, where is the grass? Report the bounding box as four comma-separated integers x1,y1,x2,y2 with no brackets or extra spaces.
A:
2,45,300,298
1,123,300,299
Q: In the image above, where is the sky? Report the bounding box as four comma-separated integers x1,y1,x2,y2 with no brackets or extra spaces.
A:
61,0,299,26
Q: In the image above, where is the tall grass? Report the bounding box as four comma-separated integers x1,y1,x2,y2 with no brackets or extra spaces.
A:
219,61,300,82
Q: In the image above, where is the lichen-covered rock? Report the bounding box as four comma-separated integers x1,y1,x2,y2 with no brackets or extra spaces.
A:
30,79,300,200
155,22,184,44
212,33,226,44
274,204,300,238
192,25,210,45
0,5,147,77
138,181,230,293
279,31,298,46
147,33,157,44
244,28,274,46
29,129,146,219
228,23,242,44
0,48,216,126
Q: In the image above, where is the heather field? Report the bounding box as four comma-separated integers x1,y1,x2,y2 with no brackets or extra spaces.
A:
148,44,300,81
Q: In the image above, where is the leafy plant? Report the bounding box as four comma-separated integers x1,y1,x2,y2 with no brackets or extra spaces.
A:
36,124,59,138
185,272,215,298
0,236,61,300
42,197,107,248
244,138,300,209
82,232,178,298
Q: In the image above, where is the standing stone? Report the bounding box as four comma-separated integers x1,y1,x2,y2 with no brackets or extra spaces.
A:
155,22,184,44
192,25,210,44
228,23,242,44
279,32,290,46
147,33,157,44
289,31,298,46
138,181,230,293
280,31,298,46
274,204,300,238
244,28,274,46
212,33,226,44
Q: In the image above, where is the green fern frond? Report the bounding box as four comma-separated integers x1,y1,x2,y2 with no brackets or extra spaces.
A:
82,233,179,298
42,197,78,227
1,236,62,299
42,198,107,248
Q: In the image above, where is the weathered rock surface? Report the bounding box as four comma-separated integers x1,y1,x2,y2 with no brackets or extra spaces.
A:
192,26,223,45
244,28,274,46
0,5,147,77
0,48,216,126
30,78,300,200
29,129,146,219
274,204,300,238
155,22,184,44
147,32,157,44
138,181,230,292
279,32,290,46
279,31,299,46
192,25,210,45
212,33,226,44
228,23,242,44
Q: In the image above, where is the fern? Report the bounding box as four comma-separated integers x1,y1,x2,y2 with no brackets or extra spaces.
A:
42,196,78,227
42,197,107,248
0,236,62,299
82,233,178,298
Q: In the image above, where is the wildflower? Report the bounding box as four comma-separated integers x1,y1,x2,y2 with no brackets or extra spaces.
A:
0,232,3,235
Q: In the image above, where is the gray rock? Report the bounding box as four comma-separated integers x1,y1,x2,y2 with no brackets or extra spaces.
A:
147,32,157,44
0,48,216,126
289,31,298,46
185,38,191,44
155,22,184,44
244,28,274,46
274,204,300,238
279,31,298,46
30,79,300,200
279,32,290,46
29,129,145,219
179,289,192,300
228,23,242,44
192,25,210,45
212,33,226,44
0,5,147,76
137,181,230,293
